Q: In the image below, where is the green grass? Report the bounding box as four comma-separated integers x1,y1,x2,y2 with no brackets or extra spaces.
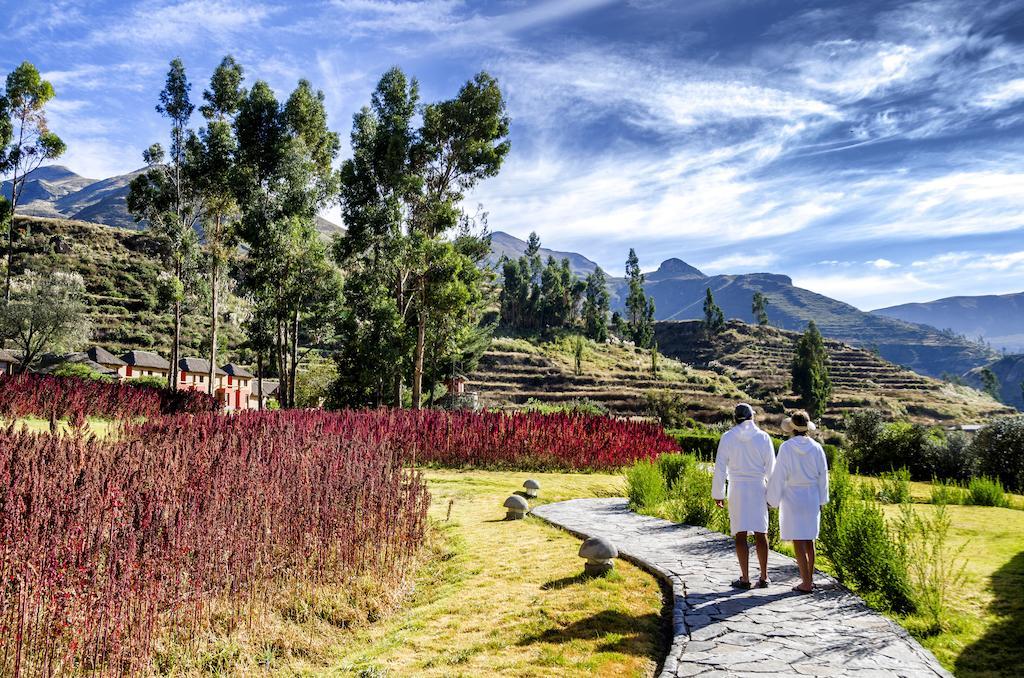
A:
5,416,118,438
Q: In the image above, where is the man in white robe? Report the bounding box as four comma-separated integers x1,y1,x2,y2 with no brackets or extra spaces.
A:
712,403,776,589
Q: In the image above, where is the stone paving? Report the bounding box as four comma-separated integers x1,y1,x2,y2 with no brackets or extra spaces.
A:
531,498,951,678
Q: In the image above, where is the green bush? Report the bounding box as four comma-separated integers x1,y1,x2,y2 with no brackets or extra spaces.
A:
971,416,1024,493
666,430,720,461
925,431,976,482
129,376,168,390
645,391,691,428
965,476,1010,508
820,459,916,614
626,461,667,509
50,362,114,382
523,397,609,416
895,503,967,632
877,468,911,504
665,461,727,533
656,453,695,490
929,478,966,505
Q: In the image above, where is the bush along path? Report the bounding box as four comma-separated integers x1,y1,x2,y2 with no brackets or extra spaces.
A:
532,498,951,678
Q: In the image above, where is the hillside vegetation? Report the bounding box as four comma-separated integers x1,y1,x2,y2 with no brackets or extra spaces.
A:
13,215,245,358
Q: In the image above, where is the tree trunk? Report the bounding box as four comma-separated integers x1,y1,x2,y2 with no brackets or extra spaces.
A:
4,166,20,304
289,309,299,408
256,353,264,411
208,236,219,397
276,317,287,408
412,304,425,410
393,269,405,408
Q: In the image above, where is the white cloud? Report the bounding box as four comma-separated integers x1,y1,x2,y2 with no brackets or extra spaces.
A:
793,272,940,310
701,252,779,273
82,0,280,47
978,79,1024,110
868,258,899,269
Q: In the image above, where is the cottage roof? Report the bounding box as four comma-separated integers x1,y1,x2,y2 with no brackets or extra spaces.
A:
221,363,254,378
121,350,170,370
86,346,127,367
257,379,279,396
0,349,19,364
179,357,227,375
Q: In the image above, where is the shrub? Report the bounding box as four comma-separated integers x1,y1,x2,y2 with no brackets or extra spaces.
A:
523,397,609,417
930,478,967,505
965,476,1010,508
49,362,114,382
667,430,720,461
657,453,695,490
895,503,967,632
626,460,667,509
877,468,911,504
130,376,169,390
645,390,691,428
0,411,431,673
665,460,727,533
925,431,976,482
971,416,1024,493
820,458,916,614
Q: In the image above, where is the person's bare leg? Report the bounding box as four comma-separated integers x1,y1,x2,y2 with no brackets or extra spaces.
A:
734,532,749,582
753,532,769,582
807,539,816,586
795,540,813,591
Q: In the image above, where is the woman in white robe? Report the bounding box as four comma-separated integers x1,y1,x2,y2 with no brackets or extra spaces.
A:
712,403,776,589
767,411,829,593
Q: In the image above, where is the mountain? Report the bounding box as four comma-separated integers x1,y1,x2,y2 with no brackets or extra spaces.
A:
487,230,600,276
3,165,345,237
606,259,995,379
964,355,1024,411
874,292,1024,352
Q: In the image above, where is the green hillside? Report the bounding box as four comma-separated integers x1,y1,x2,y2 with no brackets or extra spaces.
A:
13,215,246,359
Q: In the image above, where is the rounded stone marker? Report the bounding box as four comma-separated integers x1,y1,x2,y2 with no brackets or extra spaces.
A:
523,478,540,498
579,536,618,576
504,494,529,520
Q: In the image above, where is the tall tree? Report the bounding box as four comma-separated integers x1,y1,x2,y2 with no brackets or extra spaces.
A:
234,77,341,408
196,55,245,395
127,59,202,389
582,265,610,341
792,320,832,418
0,62,66,301
407,71,510,408
0,271,89,371
752,291,769,326
703,287,725,333
979,367,1001,401
625,248,655,347
335,67,421,408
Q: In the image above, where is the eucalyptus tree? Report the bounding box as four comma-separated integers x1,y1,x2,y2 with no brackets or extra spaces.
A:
752,291,769,326
195,55,245,394
625,248,655,347
0,61,65,302
127,58,203,389
583,266,610,342
407,72,510,407
234,78,341,407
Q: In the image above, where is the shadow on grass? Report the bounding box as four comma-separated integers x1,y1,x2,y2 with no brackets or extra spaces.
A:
517,609,663,656
955,550,1024,677
540,572,592,590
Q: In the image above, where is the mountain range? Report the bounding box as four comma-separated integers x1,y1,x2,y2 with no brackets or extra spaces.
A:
874,293,1024,353
4,165,1015,382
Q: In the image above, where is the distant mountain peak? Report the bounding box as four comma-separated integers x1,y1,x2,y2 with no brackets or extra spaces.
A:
648,258,705,281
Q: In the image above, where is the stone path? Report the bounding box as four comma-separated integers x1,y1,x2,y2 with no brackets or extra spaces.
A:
532,498,951,678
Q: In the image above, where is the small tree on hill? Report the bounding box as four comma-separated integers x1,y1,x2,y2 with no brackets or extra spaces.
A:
650,342,659,377
0,61,66,302
703,287,725,333
979,367,1001,401
582,265,610,341
625,248,655,348
792,320,832,419
752,291,769,326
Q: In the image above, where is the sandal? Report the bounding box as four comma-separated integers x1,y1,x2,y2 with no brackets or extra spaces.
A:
756,578,771,588
791,585,813,594
731,579,752,589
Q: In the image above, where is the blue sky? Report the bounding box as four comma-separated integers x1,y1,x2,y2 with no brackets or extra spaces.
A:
3,0,1024,309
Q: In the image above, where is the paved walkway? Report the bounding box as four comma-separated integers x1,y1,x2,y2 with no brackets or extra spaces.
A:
532,498,951,678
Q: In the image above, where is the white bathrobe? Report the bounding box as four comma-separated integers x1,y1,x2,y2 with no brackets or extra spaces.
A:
712,420,776,535
767,435,829,540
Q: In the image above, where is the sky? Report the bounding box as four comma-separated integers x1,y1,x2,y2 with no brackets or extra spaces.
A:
2,0,1024,310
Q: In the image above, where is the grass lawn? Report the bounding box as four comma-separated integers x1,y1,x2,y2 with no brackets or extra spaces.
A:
282,469,665,677
873,502,1024,677
5,415,118,437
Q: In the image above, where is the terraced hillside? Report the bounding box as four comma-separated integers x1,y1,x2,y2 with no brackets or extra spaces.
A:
468,335,747,419
655,320,1013,426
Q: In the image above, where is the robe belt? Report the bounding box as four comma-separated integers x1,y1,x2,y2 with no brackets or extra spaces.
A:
728,474,768,481
786,481,817,487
